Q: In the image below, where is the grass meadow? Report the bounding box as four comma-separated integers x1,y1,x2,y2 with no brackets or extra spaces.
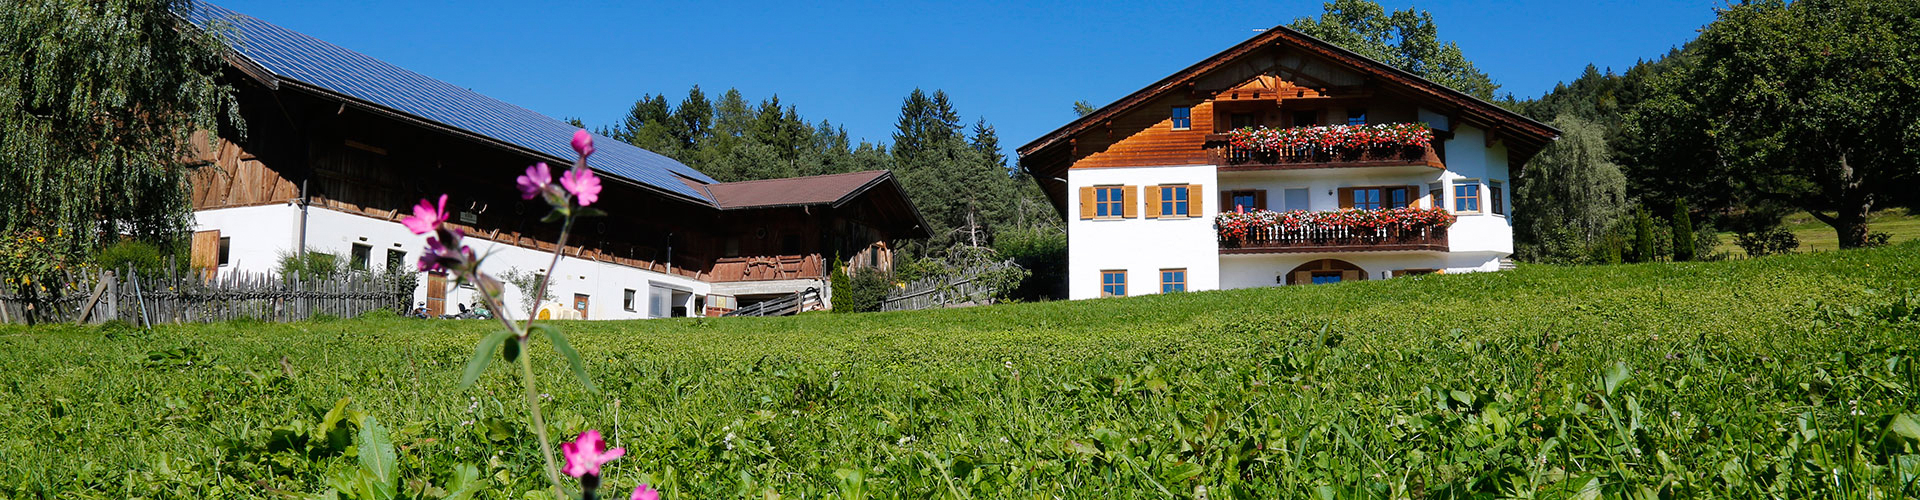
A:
4,242,1919,498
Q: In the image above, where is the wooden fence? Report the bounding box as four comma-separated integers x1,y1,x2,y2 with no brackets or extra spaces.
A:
879,260,1020,312
721,287,822,317
0,267,415,326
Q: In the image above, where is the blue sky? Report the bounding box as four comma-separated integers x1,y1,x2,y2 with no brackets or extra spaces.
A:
214,1,1717,157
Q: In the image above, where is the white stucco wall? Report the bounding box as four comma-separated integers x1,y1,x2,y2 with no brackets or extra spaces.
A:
1436,125,1514,256
1066,164,1221,300
1218,252,1500,289
193,205,708,320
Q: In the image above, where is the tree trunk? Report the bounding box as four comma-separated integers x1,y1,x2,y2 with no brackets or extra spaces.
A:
1833,203,1871,249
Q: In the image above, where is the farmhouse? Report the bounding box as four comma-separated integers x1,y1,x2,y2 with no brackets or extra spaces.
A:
177,4,927,319
1018,26,1559,299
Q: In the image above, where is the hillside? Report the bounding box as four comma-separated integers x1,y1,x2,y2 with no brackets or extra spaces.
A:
1715,209,1920,255
4,243,1919,498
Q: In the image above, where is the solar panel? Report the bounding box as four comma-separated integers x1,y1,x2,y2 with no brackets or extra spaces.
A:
178,3,719,203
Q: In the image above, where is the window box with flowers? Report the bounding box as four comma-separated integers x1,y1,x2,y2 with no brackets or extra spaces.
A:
1206,122,1439,168
1214,207,1455,253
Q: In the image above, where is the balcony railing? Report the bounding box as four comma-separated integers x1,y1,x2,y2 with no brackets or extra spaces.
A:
1219,224,1448,254
1203,136,1444,170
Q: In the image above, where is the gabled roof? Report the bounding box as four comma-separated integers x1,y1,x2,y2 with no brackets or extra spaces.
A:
179,3,719,204
1018,25,1559,165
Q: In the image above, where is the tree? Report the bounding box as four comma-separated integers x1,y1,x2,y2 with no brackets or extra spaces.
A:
1512,116,1627,263
1632,0,1920,248
1,0,240,261
1672,199,1695,261
1631,207,1656,263
1288,0,1499,99
1072,100,1097,117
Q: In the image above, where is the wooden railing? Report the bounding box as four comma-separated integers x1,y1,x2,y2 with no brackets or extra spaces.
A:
722,287,821,317
1219,225,1448,254
708,254,824,282
1203,135,1441,170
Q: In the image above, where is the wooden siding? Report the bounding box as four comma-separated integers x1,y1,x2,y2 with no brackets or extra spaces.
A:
188,133,299,209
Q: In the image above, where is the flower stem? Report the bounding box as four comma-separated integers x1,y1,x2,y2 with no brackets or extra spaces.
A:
519,339,567,500
523,217,575,329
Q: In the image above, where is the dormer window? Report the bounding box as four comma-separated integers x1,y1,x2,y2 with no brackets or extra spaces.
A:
1346,108,1368,126
1170,106,1191,130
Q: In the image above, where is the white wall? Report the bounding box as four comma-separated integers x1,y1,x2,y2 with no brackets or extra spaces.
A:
1218,252,1500,289
1066,164,1221,300
1435,125,1513,256
195,205,708,320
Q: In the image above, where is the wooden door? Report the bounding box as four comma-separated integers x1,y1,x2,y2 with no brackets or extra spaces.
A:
573,293,590,320
426,272,447,317
190,230,220,280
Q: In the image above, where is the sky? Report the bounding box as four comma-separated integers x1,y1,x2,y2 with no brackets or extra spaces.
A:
213,0,1719,159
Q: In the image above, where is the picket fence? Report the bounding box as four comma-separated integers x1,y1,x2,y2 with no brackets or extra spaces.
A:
0,267,414,326
879,260,1020,312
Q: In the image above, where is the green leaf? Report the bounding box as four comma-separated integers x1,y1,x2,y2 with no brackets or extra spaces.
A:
1159,462,1204,483
573,207,608,218
540,208,567,224
355,416,397,495
532,324,595,392
459,329,515,390
1889,414,1920,442
1603,361,1632,396
442,463,481,500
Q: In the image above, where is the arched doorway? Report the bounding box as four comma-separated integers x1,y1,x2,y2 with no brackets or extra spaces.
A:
1286,259,1365,285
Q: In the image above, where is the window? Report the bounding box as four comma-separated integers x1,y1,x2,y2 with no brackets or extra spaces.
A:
1170,107,1191,130
1292,111,1318,127
1231,191,1257,212
1159,185,1189,216
1428,182,1444,209
1284,188,1310,211
1490,180,1505,215
218,237,232,266
1311,273,1343,285
1454,182,1482,213
1229,112,1258,130
1094,186,1124,218
1352,187,1383,210
1160,269,1186,293
385,249,405,273
1100,270,1127,297
624,289,637,311
350,243,371,271
1346,108,1367,126
650,286,671,318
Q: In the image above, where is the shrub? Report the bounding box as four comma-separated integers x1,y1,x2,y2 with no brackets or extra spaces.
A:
830,267,893,313
1865,231,1892,248
1630,207,1656,262
277,251,342,282
1736,227,1800,257
993,226,1067,301
1672,200,1696,261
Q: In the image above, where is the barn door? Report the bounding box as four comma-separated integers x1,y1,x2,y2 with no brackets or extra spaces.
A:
426,272,447,317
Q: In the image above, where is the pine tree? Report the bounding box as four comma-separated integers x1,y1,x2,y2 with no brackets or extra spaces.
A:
670,86,712,151
1632,207,1656,263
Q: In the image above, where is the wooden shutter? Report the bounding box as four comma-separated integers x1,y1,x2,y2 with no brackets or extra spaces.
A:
1292,271,1311,285
1122,186,1139,218
1341,270,1361,282
1220,191,1233,213
1078,187,1095,219
1145,186,1162,219
1186,186,1204,217
1337,188,1355,209
190,230,220,272
1254,190,1268,211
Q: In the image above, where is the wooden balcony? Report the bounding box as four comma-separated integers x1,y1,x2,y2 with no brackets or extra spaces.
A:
1203,134,1445,172
1219,225,1448,254
708,254,825,282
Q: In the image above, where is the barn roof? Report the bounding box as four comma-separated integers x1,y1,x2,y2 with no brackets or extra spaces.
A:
179,3,720,204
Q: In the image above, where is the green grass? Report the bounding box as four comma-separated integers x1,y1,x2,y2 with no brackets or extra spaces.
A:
5,243,1920,498
1716,209,1920,255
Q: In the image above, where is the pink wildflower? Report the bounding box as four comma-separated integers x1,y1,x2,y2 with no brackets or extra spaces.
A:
560,429,624,478
561,168,602,206
516,162,553,200
401,194,449,235
571,129,596,158
630,484,659,500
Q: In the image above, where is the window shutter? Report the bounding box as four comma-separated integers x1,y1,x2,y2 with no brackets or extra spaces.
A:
1078,187,1095,219
1254,190,1268,211
1337,188,1355,209
1292,271,1310,285
1145,186,1162,219
1122,186,1139,218
1341,270,1360,282
1403,186,1419,208
1219,191,1232,213
1186,185,1204,217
